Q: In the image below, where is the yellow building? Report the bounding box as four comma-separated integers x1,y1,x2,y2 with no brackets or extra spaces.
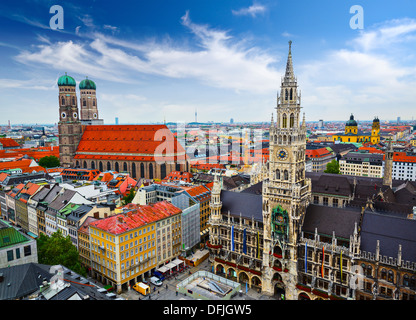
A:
89,201,182,293
332,115,380,144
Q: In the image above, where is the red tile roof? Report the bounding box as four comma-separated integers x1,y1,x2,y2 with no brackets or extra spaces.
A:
0,159,46,173
0,146,59,161
0,138,19,148
181,184,211,201
75,125,186,162
0,172,9,183
163,171,193,183
90,201,181,235
305,148,333,158
60,168,101,181
391,152,416,163
18,182,42,203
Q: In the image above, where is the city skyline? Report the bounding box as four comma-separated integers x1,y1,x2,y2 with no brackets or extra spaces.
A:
1,1,416,124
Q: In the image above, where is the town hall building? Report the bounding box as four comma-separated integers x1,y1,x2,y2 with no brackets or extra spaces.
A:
207,42,416,300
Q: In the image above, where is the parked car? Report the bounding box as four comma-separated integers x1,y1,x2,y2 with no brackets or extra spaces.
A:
150,276,163,286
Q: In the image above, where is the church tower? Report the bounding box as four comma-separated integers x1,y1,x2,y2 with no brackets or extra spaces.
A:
79,77,99,122
58,73,82,167
371,117,380,144
383,138,393,187
261,41,311,298
345,114,358,135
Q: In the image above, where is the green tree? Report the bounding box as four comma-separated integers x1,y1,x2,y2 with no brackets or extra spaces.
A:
37,230,86,276
38,155,60,168
324,159,340,174
122,188,136,205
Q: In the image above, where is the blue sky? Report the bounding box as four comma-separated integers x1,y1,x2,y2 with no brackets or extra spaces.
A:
1,0,416,125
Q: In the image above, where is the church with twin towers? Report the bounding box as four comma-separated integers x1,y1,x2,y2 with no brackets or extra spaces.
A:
57,73,188,180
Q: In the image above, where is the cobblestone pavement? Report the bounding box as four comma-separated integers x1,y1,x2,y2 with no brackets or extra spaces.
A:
117,258,279,301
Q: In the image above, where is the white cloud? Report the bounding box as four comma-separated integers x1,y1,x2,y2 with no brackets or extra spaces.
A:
103,24,119,35
351,18,416,52
281,32,294,38
299,18,416,121
232,3,266,17
14,11,280,94
0,78,55,91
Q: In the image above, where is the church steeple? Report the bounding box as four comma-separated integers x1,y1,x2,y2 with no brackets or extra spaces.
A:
284,40,295,83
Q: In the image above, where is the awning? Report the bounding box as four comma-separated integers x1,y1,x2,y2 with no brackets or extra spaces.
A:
165,262,176,269
157,266,169,273
171,258,184,267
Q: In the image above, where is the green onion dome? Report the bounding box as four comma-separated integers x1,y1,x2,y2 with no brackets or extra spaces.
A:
57,73,76,86
79,77,96,90
346,114,357,126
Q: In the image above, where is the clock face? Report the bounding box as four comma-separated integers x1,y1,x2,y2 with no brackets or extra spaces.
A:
61,112,66,119
73,112,78,118
277,149,288,160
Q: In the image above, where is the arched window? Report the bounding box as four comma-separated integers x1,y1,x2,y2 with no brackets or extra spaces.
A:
149,163,154,179
72,97,75,105
83,161,87,168
123,162,128,172
107,162,111,171
284,170,288,180
290,113,295,128
380,269,387,280
276,169,280,179
99,161,103,172
140,163,145,178
285,89,288,100
91,161,95,169
160,163,167,179
388,270,394,283
75,160,80,168
115,162,119,172
176,163,181,171
83,99,86,106
290,88,293,100
367,265,373,277
403,274,409,287
93,99,96,106
132,163,136,178
61,97,65,106
282,114,287,128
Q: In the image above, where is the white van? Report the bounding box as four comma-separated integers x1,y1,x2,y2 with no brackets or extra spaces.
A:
150,276,163,286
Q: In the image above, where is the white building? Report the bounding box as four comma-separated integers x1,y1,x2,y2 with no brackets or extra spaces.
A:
392,152,416,181
0,219,38,268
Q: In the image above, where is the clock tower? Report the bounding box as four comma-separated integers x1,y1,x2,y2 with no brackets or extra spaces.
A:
261,41,311,298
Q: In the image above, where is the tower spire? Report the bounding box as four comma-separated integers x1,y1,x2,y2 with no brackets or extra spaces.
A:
284,40,295,83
